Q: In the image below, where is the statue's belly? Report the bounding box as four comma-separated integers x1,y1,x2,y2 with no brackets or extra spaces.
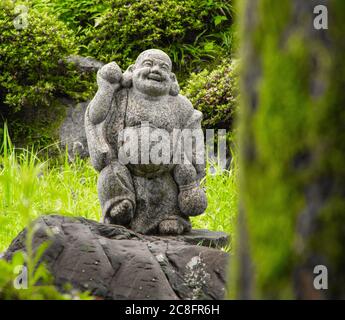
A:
119,124,175,177
125,101,181,133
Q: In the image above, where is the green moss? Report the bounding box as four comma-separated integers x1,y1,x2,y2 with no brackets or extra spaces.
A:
236,0,345,298
310,0,345,297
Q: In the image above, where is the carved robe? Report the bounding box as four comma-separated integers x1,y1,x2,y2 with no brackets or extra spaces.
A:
85,88,204,234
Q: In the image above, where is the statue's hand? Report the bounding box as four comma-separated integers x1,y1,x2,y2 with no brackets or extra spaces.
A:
97,62,122,91
88,62,123,126
178,186,207,216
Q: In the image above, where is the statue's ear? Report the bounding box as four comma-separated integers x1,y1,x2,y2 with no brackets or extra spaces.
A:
121,64,134,88
169,73,180,96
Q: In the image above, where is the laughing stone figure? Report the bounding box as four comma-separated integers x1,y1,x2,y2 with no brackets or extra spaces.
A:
85,49,207,235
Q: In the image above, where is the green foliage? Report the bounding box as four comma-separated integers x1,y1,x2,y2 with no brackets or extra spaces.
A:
32,0,107,31
182,58,239,145
0,1,86,111
31,0,235,75
80,0,234,77
0,125,92,299
0,132,99,253
0,1,96,146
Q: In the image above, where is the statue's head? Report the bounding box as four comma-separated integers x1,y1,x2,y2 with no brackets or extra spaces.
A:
122,49,180,97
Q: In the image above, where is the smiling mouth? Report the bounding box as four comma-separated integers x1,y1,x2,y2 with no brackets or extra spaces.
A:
147,73,162,82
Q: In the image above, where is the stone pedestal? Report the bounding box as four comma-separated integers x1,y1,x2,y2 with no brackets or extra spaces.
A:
4,215,229,300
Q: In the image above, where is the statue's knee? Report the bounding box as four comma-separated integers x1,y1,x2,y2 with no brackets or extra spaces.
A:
110,161,131,178
98,165,112,186
98,163,130,185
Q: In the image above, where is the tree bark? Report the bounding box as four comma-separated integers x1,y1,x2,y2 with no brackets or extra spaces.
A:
236,0,345,299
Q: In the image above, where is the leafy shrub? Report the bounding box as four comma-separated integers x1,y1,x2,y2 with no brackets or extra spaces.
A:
0,1,95,146
31,0,235,75
182,58,239,137
32,0,235,78
1,2,79,111
32,0,107,31
81,0,234,77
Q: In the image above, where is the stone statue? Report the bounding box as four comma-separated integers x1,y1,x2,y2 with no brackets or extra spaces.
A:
85,49,207,235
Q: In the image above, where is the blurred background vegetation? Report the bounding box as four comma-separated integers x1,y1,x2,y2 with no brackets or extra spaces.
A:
233,0,345,300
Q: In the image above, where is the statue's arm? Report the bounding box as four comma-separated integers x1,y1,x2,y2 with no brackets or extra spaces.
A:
88,62,123,125
173,97,208,217
85,62,122,172
180,97,206,179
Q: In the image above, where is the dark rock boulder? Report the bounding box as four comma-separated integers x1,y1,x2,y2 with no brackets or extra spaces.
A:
4,215,229,300
59,100,90,160
58,55,105,160
64,55,104,73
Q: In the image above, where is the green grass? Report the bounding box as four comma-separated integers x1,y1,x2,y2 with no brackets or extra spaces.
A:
0,125,94,299
0,154,100,252
192,162,237,251
0,126,237,253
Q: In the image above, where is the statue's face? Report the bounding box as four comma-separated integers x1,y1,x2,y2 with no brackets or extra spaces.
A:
132,53,172,97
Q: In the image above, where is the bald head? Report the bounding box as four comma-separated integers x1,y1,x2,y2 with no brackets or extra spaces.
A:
135,49,172,71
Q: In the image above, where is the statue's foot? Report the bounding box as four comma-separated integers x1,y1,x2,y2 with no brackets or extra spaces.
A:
158,219,185,235
109,200,133,226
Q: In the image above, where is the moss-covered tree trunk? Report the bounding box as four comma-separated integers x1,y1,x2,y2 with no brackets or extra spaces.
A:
236,0,345,299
